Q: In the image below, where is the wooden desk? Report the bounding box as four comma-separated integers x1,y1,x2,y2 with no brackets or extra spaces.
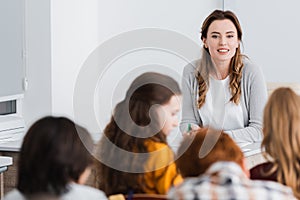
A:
0,156,13,199
0,139,22,197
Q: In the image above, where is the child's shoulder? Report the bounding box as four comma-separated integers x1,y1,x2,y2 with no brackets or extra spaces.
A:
145,139,169,152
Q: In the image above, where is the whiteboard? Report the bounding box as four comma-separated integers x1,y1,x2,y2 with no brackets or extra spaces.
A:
0,0,24,97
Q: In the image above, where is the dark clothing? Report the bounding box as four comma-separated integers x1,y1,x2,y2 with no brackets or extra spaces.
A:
250,162,278,182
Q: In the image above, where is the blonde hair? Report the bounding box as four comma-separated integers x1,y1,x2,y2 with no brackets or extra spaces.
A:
196,10,244,108
262,87,300,198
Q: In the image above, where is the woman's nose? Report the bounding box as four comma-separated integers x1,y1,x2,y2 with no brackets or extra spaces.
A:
219,37,226,45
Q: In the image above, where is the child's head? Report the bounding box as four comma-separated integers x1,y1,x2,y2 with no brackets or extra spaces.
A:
113,72,182,139
176,129,244,178
263,87,300,158
17,116,94,195
262,87,300,195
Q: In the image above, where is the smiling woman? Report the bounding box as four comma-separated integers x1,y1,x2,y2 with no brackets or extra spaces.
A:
180,9,268,146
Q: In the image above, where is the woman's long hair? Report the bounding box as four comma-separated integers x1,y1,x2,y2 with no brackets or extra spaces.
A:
196,10,244,108
96,72,181,196
262,87,300,198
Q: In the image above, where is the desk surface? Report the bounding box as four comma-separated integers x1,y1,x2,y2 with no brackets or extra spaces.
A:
0,136,263,156
241,142,262,157
0,156,12,168
0,139,22,152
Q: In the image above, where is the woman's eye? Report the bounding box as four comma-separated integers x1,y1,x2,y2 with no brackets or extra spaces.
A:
211,35,218,38
227,35,234,38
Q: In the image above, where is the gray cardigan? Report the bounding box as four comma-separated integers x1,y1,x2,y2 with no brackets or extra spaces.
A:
180,58,268,143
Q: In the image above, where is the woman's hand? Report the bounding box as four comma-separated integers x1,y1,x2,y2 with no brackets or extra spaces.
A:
183,124,201,136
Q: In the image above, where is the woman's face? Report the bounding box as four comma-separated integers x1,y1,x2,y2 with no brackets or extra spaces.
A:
160,95,181,136
203,19,239,64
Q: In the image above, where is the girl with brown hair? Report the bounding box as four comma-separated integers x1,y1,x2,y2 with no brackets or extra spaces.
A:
95,72,182,197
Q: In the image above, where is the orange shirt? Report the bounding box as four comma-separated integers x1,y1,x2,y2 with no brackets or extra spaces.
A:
143,140,183,194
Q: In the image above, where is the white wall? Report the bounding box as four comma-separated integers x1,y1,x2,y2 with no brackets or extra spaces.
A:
22,0,52,128
224,0,300,83
51,0,221,142
0,0,51,131
0,0,24,97
24,0,300,147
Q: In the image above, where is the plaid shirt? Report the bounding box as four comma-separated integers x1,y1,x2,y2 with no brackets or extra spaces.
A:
168,162,296,200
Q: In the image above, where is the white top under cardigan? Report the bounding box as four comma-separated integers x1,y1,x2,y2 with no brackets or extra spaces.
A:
199,75,244,131
180,57,268,144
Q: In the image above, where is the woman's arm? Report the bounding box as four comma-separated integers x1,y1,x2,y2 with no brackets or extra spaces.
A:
225,62,268,143
180,62,202,133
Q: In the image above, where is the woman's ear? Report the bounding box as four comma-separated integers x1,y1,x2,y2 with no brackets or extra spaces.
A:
202,39,207,48
236,40,240,49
